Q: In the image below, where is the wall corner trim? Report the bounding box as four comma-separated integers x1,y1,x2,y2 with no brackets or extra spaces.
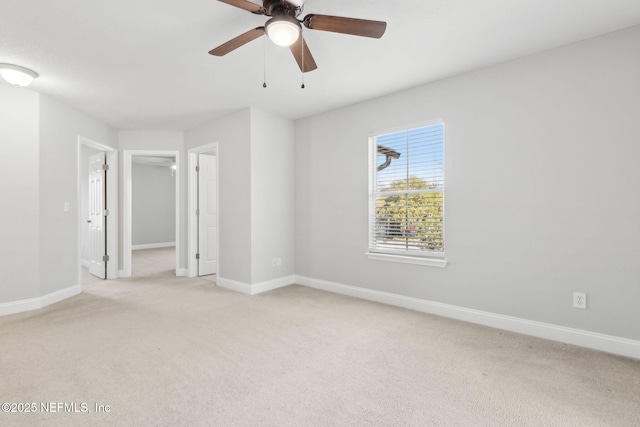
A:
217,275,295,295
294,275,640,360
0,285,82,317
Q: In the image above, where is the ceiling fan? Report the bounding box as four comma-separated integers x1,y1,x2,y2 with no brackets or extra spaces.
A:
209,0,387,73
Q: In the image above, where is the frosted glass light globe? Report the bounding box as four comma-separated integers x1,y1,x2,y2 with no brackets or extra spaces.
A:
266,18,301,47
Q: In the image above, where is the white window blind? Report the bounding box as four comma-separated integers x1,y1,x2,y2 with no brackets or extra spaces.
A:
369,122,445,258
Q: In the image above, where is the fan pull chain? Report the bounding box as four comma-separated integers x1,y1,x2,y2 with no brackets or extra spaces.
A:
263,36,267,88
301,39,305,89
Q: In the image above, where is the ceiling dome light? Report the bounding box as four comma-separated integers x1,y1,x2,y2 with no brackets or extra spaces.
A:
0,63,38,87
265,16,301,47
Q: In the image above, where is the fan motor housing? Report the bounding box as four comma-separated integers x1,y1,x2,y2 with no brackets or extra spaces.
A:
263,0,303,18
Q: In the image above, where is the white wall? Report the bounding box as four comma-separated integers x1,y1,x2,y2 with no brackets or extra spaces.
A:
250,108,295,283
118,131,184,151
0,85,40,303
132,163,176,246
295,26,640,341
39,95,117,295
185,109,252,283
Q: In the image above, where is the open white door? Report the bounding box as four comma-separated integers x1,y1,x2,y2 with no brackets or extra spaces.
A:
88,152,107,279
198,154,217,276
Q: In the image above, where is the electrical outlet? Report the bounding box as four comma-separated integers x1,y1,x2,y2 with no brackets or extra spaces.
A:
271,258,277,267
276,257,282,267
573,292,587,309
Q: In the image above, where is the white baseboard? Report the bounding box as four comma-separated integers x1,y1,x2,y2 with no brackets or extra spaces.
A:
81,258,91,268
0,285,82,317
217,275,295,295
217,277,252,294
252,275,296,294
295,275,640,360
132,242,176,250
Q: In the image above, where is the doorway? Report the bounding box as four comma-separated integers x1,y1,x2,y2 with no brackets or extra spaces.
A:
123,150,182,277
77,136,118,284
188,143,219,278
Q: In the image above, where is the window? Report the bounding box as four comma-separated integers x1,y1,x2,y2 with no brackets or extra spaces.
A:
368,121,445,266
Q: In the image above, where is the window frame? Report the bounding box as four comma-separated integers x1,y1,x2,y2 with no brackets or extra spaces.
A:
366,119,447,268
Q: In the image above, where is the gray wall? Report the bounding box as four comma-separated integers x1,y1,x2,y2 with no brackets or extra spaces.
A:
0,85,40,303
0,86,117,304
250,108,296,283
132,163,176,246
39,94,117,295
185,109,253,284
294,26,640,341
184,108,296,285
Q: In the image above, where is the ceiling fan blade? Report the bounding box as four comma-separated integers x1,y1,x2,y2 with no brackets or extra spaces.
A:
209,27,265,56
303,14,387,39
289,36,317,73
217,0,265,14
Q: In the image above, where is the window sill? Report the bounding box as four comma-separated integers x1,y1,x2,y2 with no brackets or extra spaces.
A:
365,252,448,268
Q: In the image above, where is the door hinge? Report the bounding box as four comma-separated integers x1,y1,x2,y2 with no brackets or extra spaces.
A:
196,253,200,260
195,165,200,172
102,164,109,171
103,255,110,262
196,209,200,216
104,209,109,216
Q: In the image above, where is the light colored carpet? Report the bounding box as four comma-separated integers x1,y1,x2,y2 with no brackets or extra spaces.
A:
131,246,178,277
82,247,181,284
2,252,639,426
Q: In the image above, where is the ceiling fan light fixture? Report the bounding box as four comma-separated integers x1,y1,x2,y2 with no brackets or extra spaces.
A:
265,16,301,47
0,63,38,87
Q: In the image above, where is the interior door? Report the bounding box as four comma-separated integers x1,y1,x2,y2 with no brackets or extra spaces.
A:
88,152,107,279
198,153,217,276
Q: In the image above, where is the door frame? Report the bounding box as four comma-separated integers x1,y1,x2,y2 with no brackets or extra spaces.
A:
122,149,182,277
77,136,119,284
187,142,219,278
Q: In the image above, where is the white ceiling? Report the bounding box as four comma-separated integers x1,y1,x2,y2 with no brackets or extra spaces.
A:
2,0,640,131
